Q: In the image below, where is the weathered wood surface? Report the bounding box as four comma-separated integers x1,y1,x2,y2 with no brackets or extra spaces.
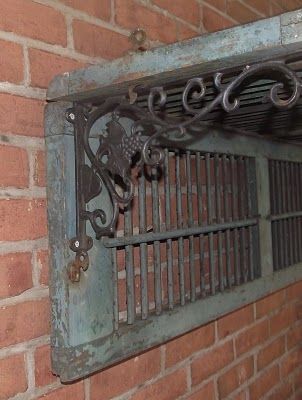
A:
47,9,302,102
45,8,302,383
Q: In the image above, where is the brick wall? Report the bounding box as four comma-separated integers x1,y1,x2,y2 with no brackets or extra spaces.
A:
0,0,301,399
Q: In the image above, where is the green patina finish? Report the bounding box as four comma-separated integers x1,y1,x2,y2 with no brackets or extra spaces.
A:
46,9,302,382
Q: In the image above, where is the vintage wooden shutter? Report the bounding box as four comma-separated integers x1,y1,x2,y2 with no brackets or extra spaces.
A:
45,10,302,382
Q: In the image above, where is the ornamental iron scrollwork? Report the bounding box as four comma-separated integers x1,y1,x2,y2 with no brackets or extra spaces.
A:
67,60,302,281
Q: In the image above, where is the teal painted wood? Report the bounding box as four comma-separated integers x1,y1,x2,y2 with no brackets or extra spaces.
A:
45,8,302,383
47,9,302,103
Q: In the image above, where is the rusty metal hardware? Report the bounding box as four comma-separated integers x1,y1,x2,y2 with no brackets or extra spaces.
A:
129,28,148,51
67,60,302,281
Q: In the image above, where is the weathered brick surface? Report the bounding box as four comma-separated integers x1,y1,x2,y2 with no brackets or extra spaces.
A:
0,94,44,137
73,19,131,59
36,382,85,400
35,344,57,387
29,49,85,89
0,39,24,84
0,198,47,241
0,144,29,188
131,369,188,400
33,149,46,187
191,341,234,385
115,0,178,43
0,0,67,45
0,252,32,299
60,0,111,20
218,356,254,398
0,298,50,347
165,321,215,367
0,354,28,399
0,0,300,399
153,0,201,26
217,303,254,338
90,347,161,400
249,365,280,399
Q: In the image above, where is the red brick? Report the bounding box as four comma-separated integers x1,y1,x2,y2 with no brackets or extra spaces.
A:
0,145,29,188
286,281,302,302
36,381,84,400
29,49,85,89
131,368,187,400
219,356,254,398
191,341,234,386
35,344,57,387
203,0,226,11
249,365,280,399
33,150,46,187
115,0,178,44
0,353,27,398
153,0,200,26
287,322,302,350
268,381,293,400
0,252,32,299
270,303,296,336
233,390,249,400
257,336,286,370
294,370,302,392
0,0,66,46
270,2,284,16
187,381,216,400
91,347,161,400
218,304,254,339
177,23,199,40
0,298,50,347
202,5,235,32
0,39,23,84
0,94,44,137
245,0,270,15
165,322,215,367
235,319,269,356
227,0,260,23
37,249,49,286
60,0,111,20
256,290,285,319
73,20,131,60
280,348,302,377
0,198,47,241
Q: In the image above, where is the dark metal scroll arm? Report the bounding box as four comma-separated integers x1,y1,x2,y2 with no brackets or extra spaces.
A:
66,60,302,281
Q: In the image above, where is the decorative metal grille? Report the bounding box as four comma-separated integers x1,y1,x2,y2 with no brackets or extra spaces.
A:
269,159,302,270
102,150,260,326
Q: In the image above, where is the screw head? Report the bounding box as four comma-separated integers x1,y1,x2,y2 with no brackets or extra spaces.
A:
69,113,75,120
75,240,80,248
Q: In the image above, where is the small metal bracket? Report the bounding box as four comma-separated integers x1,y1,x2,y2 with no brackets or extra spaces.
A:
66,61,302,281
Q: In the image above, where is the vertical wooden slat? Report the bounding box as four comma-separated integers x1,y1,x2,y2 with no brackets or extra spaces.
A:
176,152,185,305
196,151,206,297
238,156,247,283
255,156,273,277
186,151,196,302
125,198,135,324
245,157,254,281
276,161,284,269
152,166,162,315
223,155,232,288
215,154,224,292
231,155,240,285
139,170,148,319
164,149,174,309
112,247,119,330
206,153,215,295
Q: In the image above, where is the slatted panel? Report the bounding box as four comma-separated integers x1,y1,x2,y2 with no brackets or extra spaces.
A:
134,62,302,141
104,150,260,327
269,159,302,270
